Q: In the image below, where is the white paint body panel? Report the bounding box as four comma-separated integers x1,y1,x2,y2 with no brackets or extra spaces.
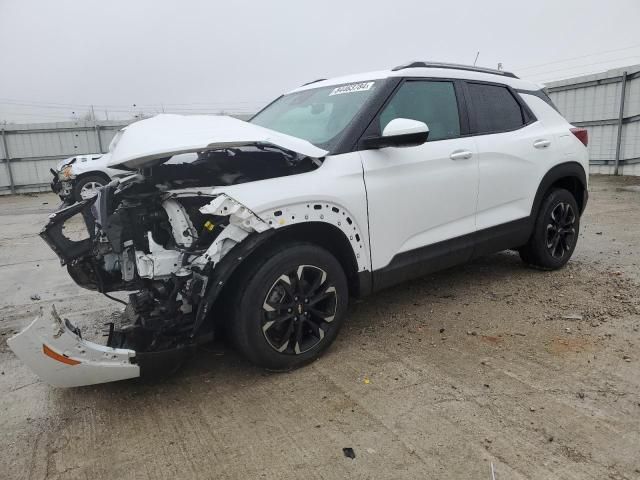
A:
474,120,556,230
7,306,139,388
201,153,372,271
360,138,479,270
475,95,588,231
108,114,328,169
291,67,541,94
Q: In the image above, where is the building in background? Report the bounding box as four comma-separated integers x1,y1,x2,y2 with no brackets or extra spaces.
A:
546,65,640,176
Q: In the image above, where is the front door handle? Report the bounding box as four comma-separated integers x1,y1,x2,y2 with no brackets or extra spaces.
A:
449,150,473,160
533,139,551,149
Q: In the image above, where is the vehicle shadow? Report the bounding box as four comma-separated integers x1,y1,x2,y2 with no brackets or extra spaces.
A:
55,249,553,404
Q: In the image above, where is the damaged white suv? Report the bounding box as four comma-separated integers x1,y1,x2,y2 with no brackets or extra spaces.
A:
9,62,589,387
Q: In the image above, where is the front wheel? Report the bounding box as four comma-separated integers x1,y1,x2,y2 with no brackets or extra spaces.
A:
519,188,580,270
73,175,108,202
229,242,349,370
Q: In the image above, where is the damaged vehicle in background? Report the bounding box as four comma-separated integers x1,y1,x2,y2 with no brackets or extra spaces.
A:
51,148,199,205
51,153,123,204
9,62,589,387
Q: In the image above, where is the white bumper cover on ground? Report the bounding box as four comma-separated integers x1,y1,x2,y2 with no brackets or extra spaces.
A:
7,306,139,387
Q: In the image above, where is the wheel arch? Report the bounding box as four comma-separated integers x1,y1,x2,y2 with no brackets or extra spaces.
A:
192,221,372,338
75,170,111,183
190,195,372,337
531,162,587,218
255,222,364,296
215,222,367,306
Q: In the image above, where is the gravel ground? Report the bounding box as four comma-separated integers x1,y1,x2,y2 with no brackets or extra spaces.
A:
1,174,639,480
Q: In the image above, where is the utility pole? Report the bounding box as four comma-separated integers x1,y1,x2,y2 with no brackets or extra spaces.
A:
614,71,628,176
90,105,103,153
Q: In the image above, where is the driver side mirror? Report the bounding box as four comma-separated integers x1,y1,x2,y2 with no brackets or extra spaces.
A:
361,118,429,149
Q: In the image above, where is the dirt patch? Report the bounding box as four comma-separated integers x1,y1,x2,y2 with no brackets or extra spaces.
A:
548,336,593,355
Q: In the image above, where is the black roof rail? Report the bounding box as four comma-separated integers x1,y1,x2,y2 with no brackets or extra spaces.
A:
301,78,327,86
392,61,518,79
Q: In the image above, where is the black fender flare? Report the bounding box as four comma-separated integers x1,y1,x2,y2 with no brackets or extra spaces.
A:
191,229,279,337
530,162,588,218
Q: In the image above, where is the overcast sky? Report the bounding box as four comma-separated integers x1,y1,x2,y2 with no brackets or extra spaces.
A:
1,0,639,123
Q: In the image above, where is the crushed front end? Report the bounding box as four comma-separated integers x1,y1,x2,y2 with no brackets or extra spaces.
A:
9,168,273,386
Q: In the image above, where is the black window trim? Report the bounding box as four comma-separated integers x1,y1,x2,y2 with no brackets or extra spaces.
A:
516,88,561,114
462,80,538,137
356,76,470,150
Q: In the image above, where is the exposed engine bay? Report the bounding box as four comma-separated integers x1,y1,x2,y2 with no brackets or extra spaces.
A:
37,147,319,373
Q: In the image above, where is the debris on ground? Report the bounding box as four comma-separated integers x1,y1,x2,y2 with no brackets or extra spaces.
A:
29,294,41,301
343,447,356,459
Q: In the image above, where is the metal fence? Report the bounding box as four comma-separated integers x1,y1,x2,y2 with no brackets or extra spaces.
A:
546,64,640,176
0,120,132,194
0,113,253,195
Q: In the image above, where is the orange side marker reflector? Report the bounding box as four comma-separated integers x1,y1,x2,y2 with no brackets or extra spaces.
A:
42,344,81,366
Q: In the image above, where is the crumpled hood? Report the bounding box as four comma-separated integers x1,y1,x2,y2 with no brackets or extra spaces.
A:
107,114,328,170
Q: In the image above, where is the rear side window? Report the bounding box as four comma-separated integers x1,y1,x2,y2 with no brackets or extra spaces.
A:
467,83,525,134
379,80,460,141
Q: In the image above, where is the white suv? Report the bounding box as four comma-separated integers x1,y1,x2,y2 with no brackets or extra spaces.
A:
9,62,589,387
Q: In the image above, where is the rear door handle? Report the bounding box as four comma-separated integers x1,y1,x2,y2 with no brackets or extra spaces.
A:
533,139,551,149
449,150,473,160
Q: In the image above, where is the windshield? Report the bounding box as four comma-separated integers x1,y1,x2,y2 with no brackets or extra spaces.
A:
250,81,379,151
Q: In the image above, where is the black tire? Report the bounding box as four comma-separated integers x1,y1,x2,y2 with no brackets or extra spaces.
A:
73,174,108,202
229,242,349,371
519,188,580,270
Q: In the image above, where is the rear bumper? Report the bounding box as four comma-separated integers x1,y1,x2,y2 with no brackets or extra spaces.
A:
7,305,140,387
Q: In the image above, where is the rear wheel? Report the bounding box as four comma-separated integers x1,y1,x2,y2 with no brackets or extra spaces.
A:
519,188,580,270
229,242,348,370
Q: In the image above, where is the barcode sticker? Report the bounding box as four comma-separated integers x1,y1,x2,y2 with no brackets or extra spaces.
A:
329,82,375,96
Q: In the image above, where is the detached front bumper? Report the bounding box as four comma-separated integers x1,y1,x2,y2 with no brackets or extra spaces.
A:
7,306,140,387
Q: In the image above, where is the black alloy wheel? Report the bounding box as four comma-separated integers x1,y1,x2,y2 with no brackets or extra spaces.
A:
229,242,348,370
261,264,338,355
545,202,576,259
519,188,580,270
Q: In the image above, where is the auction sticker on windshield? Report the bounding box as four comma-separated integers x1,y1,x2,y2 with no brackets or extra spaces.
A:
329,82,375,96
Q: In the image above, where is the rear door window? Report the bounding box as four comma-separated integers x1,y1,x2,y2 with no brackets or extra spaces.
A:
467,83,525,134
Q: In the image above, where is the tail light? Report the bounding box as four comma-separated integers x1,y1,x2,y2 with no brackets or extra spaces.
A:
570,127,588,147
